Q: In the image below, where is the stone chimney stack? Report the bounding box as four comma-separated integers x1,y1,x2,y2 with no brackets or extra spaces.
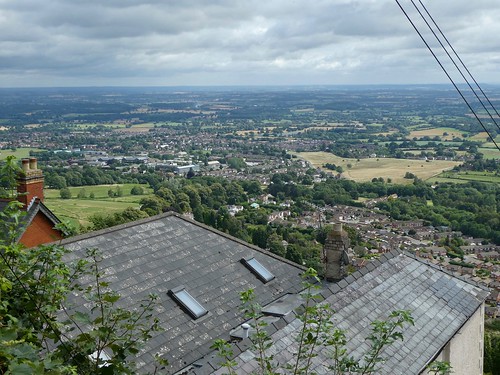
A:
323,223,350,281
17,157,44,210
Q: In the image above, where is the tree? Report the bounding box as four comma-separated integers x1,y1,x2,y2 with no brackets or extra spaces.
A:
186,167,196,179
0,156,21,198
0,203,163,373
77,188,87,199
60,187,72,199
213,269,418,375
89,207,149,231
130,186,144,195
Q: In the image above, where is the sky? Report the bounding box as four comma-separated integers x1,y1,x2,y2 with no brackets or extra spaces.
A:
1,0,499,87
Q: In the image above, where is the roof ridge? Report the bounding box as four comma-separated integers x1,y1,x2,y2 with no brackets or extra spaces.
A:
55,211,178,245
401,250,490,292
55,211,307,271
172,213,308,271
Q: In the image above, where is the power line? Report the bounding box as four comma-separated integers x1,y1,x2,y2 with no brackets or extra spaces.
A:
418,0,500,132
412,0,500,134
395,0,500,152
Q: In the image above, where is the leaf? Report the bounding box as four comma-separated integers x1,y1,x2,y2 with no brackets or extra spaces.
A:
72,311,92,324
0,328,17,342
102,294,120,304
8,363,34,375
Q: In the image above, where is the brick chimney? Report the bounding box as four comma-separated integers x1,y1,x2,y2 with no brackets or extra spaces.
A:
17,157,44,210
323,223,350,281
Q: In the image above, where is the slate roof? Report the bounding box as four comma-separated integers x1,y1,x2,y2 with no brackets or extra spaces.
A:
211,251,489,375
59,212,306,373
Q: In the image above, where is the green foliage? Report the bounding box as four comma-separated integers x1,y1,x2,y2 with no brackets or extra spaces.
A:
226,157,247,171
0,156,21,199
60,187,72,199
0,205,163,374
130,186,145,195
77,188,87,199
57,249,163,374
240,288,277,374
426,361,453,375
89,207,149,231
214,269,414,375
484,331,500,375
210,339,237,375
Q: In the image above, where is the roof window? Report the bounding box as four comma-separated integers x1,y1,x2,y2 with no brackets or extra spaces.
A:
169,286,208,319
242,257,275,283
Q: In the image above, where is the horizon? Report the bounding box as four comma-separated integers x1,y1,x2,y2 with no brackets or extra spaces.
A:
1,82,500,91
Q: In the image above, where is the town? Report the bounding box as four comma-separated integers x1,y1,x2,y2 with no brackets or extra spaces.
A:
1,85,499,373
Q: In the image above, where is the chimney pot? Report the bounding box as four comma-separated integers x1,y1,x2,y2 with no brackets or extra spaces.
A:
29,157,38,170
21,158,30,172
333,223,343,233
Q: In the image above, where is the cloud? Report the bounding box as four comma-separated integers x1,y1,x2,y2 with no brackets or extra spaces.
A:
0,0,498,86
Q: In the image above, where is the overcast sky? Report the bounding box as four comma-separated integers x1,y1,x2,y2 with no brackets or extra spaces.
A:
1,0,499,87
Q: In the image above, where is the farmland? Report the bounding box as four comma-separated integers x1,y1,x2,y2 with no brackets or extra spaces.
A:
0,147,44,160
428,171,500,185
43,184,152,227
296,152,461,184
408,127,468,141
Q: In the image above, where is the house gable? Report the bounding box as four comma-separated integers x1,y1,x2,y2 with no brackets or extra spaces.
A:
18,208,63,247
0,199,63,247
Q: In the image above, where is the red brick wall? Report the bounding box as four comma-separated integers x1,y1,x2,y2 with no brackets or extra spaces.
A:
19,213,63,248
17,178,44,208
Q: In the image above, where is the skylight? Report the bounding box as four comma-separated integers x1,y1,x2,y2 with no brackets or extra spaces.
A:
169,287,208,319
242,257,275,283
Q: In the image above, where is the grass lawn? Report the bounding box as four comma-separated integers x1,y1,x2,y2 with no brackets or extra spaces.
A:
0,148,45,160
296,151,461,184
43,184,153,227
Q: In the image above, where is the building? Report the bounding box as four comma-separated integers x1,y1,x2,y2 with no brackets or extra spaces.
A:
55,217,488,374
209,225,488,375
59,212,305,373
175,164,200,175
0,157,64,247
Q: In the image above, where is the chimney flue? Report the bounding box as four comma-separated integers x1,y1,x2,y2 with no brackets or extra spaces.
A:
323,223,350,281
21,158,30,172
16,157,44,209
241,323,250,338
29,157,38,170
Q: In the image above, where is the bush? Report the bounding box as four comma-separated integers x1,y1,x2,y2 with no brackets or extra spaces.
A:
130,186,144,195
60,187,72,199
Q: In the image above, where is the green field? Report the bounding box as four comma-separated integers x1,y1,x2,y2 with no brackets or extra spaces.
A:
296,152,461,184
478,147,500,160
428,171,500,185
44,184,153,227
0,148,45,160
